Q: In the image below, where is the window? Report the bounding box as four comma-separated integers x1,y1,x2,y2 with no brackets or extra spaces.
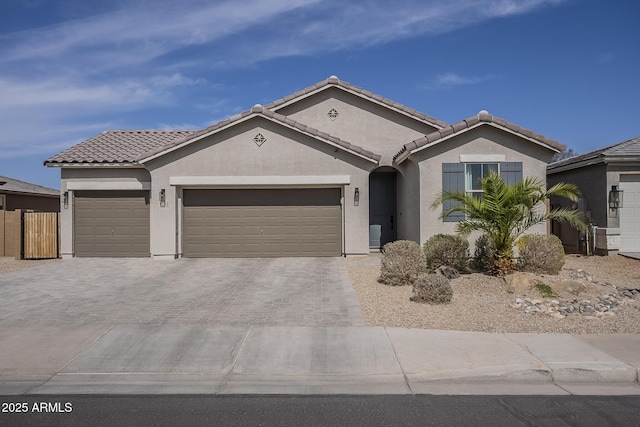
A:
0,194,4,210
465,163,498,199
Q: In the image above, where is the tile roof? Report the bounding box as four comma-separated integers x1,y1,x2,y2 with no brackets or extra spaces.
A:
394,111,565,162
547,136,640,171
264,75,448,129
0,175,59,195
139,105,382,163
44,130,197,165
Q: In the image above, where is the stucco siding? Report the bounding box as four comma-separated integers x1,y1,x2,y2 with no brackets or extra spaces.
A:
547,163,608,228
410,126,553,245
144,117,375,257
396,159,421,242
59,168,152,258
276,87,439,165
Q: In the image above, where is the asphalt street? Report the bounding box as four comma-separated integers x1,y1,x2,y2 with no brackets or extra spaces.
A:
2,395,640,426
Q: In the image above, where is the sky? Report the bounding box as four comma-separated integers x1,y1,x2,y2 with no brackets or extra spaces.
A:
0,0,638,190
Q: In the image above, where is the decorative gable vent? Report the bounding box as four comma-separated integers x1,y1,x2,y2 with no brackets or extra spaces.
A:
253,133,267,146
327,108,339,120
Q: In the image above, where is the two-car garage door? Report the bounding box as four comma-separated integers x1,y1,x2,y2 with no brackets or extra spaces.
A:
182,189,342,257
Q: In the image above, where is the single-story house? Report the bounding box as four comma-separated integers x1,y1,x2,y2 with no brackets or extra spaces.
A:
44,76,564,258
547,136,640,255
0,176,59,212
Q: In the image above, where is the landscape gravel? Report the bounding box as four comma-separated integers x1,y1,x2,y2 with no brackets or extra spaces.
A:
0,257,60,275
346,254,640,334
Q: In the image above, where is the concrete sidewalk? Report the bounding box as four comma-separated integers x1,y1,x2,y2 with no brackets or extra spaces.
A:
1,326,639,395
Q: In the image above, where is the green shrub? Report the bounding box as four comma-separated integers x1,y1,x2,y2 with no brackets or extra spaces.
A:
423,234,469,272
472,234,496,273
378,240,427,286
410,273,453,304
517,234,565,275
535,281,559,298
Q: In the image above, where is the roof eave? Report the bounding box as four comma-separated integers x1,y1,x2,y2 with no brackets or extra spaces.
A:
44,162,144,168
269,81,447,130
396,122,563,163
139,112,381,165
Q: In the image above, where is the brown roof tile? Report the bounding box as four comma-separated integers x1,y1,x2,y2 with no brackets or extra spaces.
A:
44,130,197,165
548,136,640,171
264,76,448,129
394,111,565,162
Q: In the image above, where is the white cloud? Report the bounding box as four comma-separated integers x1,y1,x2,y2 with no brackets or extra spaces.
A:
425,72,495,89
0,0,565,158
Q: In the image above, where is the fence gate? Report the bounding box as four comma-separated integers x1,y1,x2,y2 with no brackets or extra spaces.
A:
23,212,59,259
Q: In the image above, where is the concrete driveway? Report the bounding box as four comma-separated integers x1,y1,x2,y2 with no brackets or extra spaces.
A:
0,258,364,327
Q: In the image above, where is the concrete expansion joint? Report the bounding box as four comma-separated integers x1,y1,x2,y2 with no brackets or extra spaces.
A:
218,326,252,394
383,327,415,394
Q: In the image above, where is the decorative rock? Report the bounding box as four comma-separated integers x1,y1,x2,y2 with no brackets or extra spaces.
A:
435,265,460,280
502,272,537,294
511,291,622,319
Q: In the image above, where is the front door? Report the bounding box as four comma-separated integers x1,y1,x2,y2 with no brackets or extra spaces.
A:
369,172,397,249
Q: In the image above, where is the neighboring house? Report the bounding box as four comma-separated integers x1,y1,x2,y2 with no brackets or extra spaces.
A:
44,76,563,258
0,176,59,212
547,136,640,255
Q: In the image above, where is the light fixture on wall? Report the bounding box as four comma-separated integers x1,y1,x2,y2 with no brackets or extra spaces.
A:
159,189,166,207
608,185,623,210
354,187,360,206
63,191,69,209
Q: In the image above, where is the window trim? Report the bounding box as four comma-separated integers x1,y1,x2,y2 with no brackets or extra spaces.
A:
0,194,5,210
465,162,499,198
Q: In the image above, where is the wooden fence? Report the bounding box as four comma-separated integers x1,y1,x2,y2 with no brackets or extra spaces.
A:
0,210,59,259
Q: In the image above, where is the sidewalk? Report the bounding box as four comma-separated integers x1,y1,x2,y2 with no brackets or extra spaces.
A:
1,325,639,395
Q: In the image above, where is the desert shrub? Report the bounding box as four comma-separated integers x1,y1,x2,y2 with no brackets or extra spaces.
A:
423,234,469,272
472,234,496,272
471,234,515,276
517,234,565,275
410,273,453,304
378,240,427,286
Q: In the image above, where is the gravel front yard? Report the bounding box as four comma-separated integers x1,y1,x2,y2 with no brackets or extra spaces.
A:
0,257,60,275
347,254,640,334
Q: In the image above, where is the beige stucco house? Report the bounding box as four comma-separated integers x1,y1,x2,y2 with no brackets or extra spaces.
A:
547,136,640,255
45,76,564,258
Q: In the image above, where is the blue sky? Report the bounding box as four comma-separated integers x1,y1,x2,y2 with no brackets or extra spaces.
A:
0,0,638,190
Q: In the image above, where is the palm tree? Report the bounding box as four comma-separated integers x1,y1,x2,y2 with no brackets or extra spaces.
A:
431,171,589,270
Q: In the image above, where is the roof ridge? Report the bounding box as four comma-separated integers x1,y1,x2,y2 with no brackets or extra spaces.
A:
0,175,59,193
394,110,564,161
548,135,640,169
138,104,381,163
264,75,448,129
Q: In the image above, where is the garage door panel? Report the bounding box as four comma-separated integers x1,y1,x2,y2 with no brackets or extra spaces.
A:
183,189,341,257
620,179,640,252
74,190,150,257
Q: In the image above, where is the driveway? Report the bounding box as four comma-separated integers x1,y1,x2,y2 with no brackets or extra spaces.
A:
0,258,364,327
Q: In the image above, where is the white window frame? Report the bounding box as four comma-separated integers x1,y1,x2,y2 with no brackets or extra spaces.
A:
465,163,499,199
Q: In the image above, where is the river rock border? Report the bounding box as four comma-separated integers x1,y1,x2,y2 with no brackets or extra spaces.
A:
509,268,639,319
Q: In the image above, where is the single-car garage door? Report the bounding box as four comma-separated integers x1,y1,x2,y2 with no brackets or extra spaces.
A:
74,190,150,257
619,176,640,252
183,188,342,257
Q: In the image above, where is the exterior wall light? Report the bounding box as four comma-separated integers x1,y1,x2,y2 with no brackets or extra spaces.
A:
354,187,360,206
608,185,623,210
159,189,166,207
63,191,69,209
